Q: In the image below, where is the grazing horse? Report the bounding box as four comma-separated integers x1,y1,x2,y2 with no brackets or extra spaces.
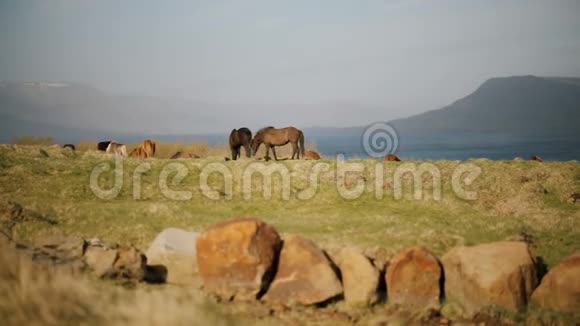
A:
229,127,252,160
250,126,305,160
530,155,543,162
63,144,76,151
384,154,401,161
130,139,156,158
170,151,199,159
97,141,112,151
106,141,128,157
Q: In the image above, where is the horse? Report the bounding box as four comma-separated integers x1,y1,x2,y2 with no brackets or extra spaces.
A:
229,127,252,160
106,141,128,157
97,141,112,151
63,144,76,151
303,150,321,160
530,155,543,162
130,139,156,158
384,154,401,161
250,126,305,160
170,151,200,159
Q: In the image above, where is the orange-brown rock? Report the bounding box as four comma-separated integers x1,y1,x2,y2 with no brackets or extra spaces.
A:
531,251,580,312
196,217,281,299
386,246,441,307
263,235,342,305
339,247,380,305
303,151,321,160
442,241,538,314
384,154,401,161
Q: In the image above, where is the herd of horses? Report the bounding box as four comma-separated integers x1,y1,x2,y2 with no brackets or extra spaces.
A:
79,126,312,161
62,126,546,162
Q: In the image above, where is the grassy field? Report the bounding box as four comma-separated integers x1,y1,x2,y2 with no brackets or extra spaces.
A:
0,143,579,324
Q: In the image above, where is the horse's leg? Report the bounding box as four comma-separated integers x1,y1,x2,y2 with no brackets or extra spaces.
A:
265,145,270,161
271,146,279,161
291,142,299,159
244,144,251,158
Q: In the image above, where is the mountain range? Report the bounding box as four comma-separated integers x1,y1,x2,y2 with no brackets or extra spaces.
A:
1,75,579,158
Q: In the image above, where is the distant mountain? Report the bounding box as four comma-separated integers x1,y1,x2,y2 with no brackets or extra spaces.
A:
1,76,579,158
301,76,580,158
390,75,580,141
0,81,238,142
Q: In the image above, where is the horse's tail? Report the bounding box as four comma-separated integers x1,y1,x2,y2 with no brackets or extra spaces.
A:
299,130,305,158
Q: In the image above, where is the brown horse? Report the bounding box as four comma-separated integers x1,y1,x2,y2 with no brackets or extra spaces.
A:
303,150,321,160
250,126,304,160
384,154,401,161
130,139,156,158
170,151,200,159
229,127,252,160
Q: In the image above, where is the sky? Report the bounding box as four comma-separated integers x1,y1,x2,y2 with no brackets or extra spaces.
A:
1,0,580,128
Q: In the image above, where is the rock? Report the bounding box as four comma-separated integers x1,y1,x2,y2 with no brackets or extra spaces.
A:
196,217,281,300
569,192,580,204
442,241,538,314
112,246,147,280
339,247,380,305
83,245,118,278
83,241,146,281
146,228,200,286
263,235,343,305
386,246,442,308
531,251,580,312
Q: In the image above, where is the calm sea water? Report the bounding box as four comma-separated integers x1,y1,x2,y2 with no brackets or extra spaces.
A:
312,137,580,161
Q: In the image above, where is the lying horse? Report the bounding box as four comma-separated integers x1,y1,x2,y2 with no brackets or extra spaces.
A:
384,154,401,161
303,150,321,160
229,128,252,160
130,139,156,158
106,141,128,157
250,126,304,160
63,144,76,151
170,151,200,159
97,141,112,151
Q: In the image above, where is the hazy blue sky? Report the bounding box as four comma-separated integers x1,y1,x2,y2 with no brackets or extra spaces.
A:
1,0,580,126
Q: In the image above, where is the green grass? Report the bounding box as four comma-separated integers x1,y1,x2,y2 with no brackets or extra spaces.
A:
1,144,578,267
1,144,579,325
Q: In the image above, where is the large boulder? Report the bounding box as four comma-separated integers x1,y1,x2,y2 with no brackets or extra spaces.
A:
386,246,442,308
263,235,343,305
339,247,380,305
442,241,538,314
83,241,147,281
146,228,200,286
196,217,281,300
531,251,580,312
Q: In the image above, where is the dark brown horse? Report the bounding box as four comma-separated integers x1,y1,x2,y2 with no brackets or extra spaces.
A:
97,141,112,151
229,127,252,160
250,126,305,160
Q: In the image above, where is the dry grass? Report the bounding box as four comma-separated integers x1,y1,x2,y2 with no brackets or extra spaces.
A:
0,144,578,325
76,140,317,160
0,242,232,326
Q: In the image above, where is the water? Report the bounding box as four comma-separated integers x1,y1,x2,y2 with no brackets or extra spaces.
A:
312,136,580,161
